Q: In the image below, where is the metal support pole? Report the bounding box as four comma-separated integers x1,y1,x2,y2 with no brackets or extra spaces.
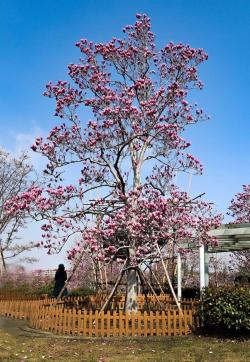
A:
177,253,182,301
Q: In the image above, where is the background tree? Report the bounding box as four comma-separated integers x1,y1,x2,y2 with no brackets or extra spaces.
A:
0,266,53,295
229,184,250,223
228,184,250,277
0,148,37,273
230,250,250,277
6,14,221,310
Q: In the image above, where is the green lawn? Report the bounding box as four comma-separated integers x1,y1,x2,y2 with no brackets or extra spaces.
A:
0,317,249,361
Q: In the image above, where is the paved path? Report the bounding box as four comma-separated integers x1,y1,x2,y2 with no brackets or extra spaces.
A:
0,316,88,339
0,316,52,338
0,316,27,336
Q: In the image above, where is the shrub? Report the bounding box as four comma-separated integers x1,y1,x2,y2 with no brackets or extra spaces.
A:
0,269,53,297
68,287,95,297
199,287,250,336
33,281,54,296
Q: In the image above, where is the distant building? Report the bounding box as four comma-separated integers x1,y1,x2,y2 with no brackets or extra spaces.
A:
29,269,71,278
40,269,57,278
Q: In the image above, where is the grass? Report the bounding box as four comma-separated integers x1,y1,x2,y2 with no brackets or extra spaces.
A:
0,319,249,361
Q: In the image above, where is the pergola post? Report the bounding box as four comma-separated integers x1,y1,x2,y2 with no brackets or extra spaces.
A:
199,244,209,295
199,244,205,292
180,223,250,296
204,245,209,287
177,253,182,301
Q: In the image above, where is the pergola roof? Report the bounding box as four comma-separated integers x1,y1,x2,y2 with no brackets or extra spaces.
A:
208,222,250,253
181,223,250,253
177,223,250,297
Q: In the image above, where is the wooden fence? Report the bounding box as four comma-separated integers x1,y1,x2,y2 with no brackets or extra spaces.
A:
30,306,194,337
60,293,195,303
0,299,42,319
0,291,48,300
0,292,197,305
0,297,198,337
0,293,198,315
43,294,198,312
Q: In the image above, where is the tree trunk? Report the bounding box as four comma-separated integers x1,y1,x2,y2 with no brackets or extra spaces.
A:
125,267,138,312
0,247,6,276
125,247,138,312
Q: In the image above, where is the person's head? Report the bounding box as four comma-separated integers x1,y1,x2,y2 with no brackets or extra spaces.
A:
58,264,65,271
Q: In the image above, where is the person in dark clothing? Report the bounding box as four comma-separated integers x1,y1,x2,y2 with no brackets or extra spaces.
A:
53,264,68,297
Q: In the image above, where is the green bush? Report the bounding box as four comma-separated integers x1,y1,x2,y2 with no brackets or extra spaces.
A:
199,287,250,335
33,281,54,296
0,281,33,294
0,280,54,297
68,287,95,297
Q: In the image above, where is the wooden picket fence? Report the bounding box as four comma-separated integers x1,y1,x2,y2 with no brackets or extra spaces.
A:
0,297,198,337
30,306,194,337
0,291,48,300
0,299,44,319
44,294,198,312
0,291,197,305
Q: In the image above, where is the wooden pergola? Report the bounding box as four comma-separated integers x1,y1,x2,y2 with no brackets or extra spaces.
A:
177,223,250,299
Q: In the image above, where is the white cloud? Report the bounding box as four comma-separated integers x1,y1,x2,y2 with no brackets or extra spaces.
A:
6,126,47,171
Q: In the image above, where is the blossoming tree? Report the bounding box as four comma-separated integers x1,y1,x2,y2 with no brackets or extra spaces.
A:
229,185,250,223
5,14,221,310
228,184,250,275
69,189,220,309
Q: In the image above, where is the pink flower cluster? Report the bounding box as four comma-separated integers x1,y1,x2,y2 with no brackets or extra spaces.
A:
228,184,250,223
4,185,80,253
68,188,222,265
44,81,84,117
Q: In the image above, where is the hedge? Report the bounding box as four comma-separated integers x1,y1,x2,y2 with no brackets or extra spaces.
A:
198,287,250,335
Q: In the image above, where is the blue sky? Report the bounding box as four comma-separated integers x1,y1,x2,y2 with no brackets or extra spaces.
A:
0,0,249,268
